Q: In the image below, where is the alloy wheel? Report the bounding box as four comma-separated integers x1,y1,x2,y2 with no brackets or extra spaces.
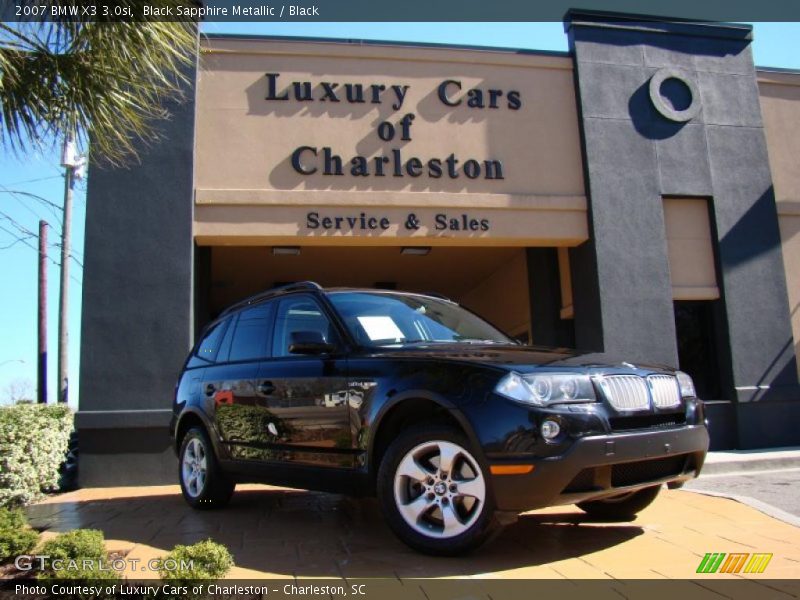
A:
393,440,486,539
181,437,208,498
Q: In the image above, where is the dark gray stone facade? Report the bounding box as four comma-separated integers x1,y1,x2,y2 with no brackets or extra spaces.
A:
565,11,800,448
77,57,197,485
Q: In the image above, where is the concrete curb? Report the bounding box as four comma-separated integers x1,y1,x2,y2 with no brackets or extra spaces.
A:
702,447,800,475
682,489,800,528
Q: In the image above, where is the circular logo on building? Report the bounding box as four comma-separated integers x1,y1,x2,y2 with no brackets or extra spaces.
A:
649,68,701,123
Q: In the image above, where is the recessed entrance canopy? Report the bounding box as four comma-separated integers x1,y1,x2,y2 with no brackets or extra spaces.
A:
206,245,535,340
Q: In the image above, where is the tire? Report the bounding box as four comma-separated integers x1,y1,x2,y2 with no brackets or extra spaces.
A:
577,485,662,520
377,425,501,555
179,427,235,510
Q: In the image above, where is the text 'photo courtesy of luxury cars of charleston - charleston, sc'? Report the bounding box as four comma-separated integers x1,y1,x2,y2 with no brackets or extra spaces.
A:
15,583,364,598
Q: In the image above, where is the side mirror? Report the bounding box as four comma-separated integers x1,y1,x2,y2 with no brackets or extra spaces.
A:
288,330,336,355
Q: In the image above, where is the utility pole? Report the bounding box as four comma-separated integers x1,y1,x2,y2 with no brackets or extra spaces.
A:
38,220,48,404
58,134,76,404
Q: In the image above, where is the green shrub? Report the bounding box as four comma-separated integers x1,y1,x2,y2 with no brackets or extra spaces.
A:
0,404,74,507
0,507,39,563
0,505,31,530
40,529,106,562
38,529,118,582
159,539,234,584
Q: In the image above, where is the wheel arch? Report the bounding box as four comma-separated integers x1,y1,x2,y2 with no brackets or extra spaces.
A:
367,390,483,483
175,408,221,456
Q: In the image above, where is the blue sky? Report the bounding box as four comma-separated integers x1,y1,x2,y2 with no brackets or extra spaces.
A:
0,21,798,407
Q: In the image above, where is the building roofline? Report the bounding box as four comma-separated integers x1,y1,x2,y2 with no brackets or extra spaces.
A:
200,32,571,59
200,25,799,79
756,66,800,75
563,9,752,41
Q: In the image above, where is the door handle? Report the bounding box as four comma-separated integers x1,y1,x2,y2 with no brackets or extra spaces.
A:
258,381,276,395
205,383,216,397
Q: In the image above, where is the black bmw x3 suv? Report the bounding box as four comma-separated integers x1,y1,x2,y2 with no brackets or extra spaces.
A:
171,282,709,555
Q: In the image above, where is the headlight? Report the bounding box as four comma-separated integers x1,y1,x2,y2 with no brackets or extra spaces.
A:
495,372,596,406
676,371,696,398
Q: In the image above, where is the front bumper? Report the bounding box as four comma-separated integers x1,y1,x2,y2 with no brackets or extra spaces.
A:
489,424,709,512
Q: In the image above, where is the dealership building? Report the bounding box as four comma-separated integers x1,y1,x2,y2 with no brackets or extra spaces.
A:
77,12,800,485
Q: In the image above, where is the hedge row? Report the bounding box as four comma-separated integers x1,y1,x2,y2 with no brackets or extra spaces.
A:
0,404,74,508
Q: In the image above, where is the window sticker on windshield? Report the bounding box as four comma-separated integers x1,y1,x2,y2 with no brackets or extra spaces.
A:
357,316,405,341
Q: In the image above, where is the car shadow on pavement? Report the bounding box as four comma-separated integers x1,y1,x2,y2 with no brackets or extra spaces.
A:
27,487,645,578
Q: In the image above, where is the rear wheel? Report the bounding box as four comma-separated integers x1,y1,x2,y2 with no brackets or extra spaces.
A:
179,427,235,509
377,425,501,555
577,485,661,519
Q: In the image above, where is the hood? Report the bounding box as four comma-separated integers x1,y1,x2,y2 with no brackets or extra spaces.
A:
359,343,676,375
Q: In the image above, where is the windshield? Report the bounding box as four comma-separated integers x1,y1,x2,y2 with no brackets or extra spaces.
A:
327,291,515,347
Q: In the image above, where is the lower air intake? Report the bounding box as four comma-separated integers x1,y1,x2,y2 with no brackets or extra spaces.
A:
611,454,689,487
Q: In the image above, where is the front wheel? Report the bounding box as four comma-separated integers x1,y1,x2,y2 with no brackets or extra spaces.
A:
179,427,235,509
377,425,501,555
577,485,661,520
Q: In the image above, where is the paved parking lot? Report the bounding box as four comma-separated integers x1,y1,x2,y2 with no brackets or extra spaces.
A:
686,468,800,519
25,485,800,581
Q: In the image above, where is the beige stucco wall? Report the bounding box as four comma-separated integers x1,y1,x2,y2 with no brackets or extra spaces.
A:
778,213,800,373
194,37,587,246
663,198,719,301
460,250,530,337
759,69,800,373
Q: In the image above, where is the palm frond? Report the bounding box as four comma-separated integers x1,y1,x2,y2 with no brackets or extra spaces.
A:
0,2,197,166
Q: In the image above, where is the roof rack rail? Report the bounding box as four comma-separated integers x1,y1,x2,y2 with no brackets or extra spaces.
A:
420,291,454,302
219,281,323,316
274,281,323,293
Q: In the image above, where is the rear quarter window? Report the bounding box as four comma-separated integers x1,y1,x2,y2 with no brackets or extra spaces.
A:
186,318,231,368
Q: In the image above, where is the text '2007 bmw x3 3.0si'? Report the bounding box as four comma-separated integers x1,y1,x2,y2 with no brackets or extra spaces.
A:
170,282,709,555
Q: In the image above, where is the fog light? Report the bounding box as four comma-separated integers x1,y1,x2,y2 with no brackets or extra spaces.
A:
541,419,560,440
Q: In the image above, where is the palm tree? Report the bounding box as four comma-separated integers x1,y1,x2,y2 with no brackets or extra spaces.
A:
0,4,197,164
0,6,198,405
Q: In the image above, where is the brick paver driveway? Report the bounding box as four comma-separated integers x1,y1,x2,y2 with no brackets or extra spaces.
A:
25,485,800,580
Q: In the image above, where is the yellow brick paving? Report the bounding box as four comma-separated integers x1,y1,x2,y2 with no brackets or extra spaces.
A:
24,484,800,582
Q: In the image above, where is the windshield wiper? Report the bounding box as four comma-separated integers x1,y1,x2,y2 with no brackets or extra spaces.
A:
453,338,515,345
373,338,514,347
371,339,445,346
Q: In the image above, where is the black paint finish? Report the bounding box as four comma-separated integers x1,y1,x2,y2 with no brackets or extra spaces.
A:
172,285,708,512
566,11,799,448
